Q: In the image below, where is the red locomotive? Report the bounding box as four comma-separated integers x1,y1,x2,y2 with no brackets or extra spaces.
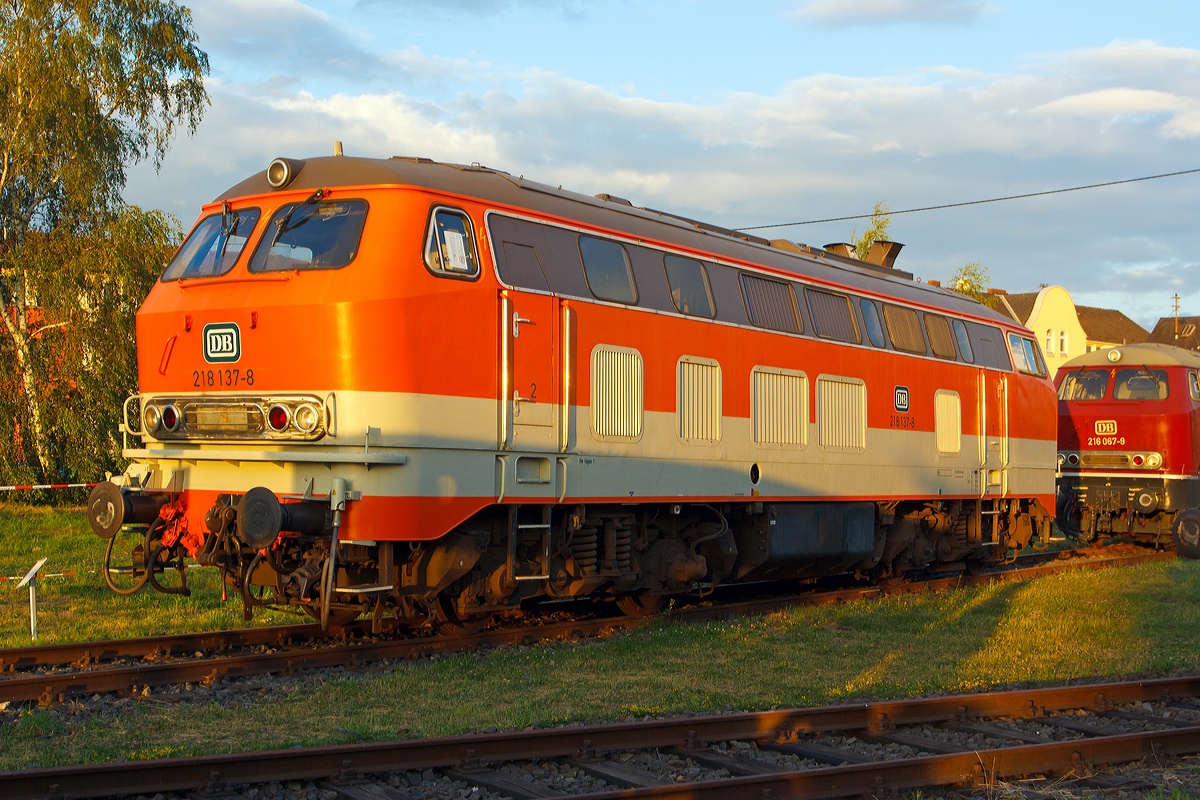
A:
1055,342,1200,556
86,153,1058,630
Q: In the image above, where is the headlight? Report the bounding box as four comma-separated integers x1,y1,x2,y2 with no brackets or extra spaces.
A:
1147,453,1162,468
294,403,320,433
144,405,162,432
1057,453,1066,467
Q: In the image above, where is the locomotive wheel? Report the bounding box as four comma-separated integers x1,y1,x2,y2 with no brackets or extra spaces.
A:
1173,509,1200,560
432,595,492,635
616,593,665,617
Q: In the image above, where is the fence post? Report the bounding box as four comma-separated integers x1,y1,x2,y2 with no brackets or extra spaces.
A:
16,558,48,640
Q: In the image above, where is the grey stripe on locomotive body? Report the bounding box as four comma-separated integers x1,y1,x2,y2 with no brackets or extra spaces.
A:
219,156,1024,360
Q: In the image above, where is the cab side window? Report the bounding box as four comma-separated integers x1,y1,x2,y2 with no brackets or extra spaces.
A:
1191,371,1200,402
1008,332,1048,376
425,207,480,278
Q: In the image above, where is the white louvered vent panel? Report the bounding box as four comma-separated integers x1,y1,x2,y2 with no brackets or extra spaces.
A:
935,391,962,455
817,376,866,451
752,369,807,446
677,359,721,443
590,346,643,438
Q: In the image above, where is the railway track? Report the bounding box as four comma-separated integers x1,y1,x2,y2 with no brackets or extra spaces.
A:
0,544,1172,706
4,675,1200,799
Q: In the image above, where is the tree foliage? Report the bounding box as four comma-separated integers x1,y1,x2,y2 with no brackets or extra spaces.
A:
949,261,999,308
0,0,207,487
849,199,891,259
0,209,180,492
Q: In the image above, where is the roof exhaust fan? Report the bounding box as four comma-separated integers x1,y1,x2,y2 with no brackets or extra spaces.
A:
266,157,305,189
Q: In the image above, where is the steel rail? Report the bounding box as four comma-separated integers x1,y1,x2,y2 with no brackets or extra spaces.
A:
2,675,1198,800
0,545,1158,670
577,728,1200,799
0,621,331,670
0,547,1174,705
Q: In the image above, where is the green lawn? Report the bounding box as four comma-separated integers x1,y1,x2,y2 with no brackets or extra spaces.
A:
3,505,1200,770
0,505,293,648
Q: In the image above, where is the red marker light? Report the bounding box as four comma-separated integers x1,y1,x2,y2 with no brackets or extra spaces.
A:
1132,455,1144,466
267,404,289,432
162,405,178,431
1067,454,1078,465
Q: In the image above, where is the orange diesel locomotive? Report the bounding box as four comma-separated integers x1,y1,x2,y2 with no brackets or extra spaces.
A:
87,154,1057,630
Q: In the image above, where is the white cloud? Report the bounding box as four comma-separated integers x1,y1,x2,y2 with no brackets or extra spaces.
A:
790,0,990,27
127,39,1200,321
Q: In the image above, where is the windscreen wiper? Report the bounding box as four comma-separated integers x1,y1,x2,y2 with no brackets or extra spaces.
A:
270,188,326,248
1140,364,1163,391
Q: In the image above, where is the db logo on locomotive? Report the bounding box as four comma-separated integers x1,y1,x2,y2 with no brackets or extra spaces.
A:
1094,420,1118,435
203,322,241,364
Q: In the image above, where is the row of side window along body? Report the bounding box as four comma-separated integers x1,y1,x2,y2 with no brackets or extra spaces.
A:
483,211,1013,371
250,200,369,273
425,206,480,278
161,208,262,281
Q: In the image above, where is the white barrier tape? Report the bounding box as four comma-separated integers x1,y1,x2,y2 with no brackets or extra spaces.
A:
0,483,98,492
0,572,77,581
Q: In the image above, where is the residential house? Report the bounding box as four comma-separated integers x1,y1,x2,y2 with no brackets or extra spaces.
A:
1146,316,1200,351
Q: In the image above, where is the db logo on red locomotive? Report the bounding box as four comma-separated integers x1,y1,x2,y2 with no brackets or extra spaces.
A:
1095,420,1118,435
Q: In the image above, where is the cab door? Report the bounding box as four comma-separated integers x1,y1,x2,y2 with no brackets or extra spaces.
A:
979,369,1009,496
506,291,559,451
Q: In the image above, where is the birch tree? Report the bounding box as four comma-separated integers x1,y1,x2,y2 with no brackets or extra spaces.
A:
849,199,892,259
0,0,207,482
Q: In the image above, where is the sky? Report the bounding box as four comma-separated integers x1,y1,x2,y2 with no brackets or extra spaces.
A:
123,0,1200,331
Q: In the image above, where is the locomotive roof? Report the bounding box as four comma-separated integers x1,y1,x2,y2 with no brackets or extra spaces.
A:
1059,342,1200,370
218,155,1018,328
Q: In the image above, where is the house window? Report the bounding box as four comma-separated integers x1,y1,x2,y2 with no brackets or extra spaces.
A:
1045,330,1053,355
1059,330,1068,354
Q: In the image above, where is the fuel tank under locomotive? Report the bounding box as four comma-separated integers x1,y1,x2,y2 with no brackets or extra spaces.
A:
88,482,1050,629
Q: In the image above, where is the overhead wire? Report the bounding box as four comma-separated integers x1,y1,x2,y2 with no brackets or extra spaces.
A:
736,167,1200,231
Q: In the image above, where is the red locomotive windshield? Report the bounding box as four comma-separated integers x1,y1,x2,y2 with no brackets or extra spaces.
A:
1057,368,1108,400
1112,368,1168,400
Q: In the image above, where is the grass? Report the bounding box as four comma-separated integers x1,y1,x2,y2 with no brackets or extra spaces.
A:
0,505,293,648
5,504,1200,771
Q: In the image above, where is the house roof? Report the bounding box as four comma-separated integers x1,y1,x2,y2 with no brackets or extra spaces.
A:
1075,305,1149,346
996,292,1037,325
1147,316,1200,351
